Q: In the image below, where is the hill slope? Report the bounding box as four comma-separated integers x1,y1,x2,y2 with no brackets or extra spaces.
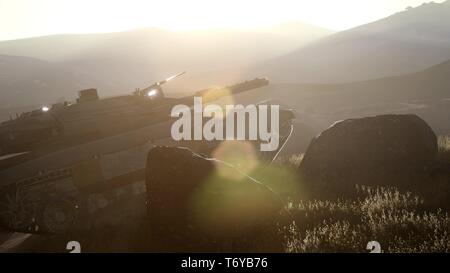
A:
0,24,333,102
0,55,94,107
233,59,450,134
256,1,450,83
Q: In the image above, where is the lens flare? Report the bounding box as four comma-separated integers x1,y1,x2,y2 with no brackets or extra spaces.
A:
147,89,158,97
199,87,235,116
212,141,258,181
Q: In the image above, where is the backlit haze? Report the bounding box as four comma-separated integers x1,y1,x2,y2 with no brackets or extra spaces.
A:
0,0,445,41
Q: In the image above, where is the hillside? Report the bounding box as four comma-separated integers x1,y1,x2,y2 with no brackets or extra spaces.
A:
255,1,450,83
0,24,333,105
232,59,450,135
0,55,94,107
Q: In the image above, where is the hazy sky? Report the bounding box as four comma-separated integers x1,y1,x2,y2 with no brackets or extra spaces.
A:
0,0,445,41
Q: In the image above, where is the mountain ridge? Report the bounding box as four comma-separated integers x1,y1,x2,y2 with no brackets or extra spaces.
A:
255,1,450,84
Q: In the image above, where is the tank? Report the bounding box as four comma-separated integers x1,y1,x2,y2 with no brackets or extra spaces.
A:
0,73,295,234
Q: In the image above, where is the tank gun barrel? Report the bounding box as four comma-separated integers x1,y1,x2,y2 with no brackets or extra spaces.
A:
177,77,269,106
160,71,186,85
141,71,186,94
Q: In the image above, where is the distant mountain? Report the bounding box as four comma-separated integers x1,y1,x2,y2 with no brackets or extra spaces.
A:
0,55,96,108
0,24,333,106
255,1,450,83
252,21,334,38
229,59,450,135
273,59,450,106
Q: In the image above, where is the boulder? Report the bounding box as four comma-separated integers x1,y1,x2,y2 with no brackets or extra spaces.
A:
299,114,438,195
145,146,282,251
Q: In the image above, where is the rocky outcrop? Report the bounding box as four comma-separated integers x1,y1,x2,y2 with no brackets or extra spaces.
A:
145,146,282,252
299,114,438,195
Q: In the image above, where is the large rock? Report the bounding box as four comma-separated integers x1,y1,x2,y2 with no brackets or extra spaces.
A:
145,146,282,252
299,114,438,195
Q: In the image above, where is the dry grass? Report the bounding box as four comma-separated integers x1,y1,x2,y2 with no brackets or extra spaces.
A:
282,185,449,253
437,135,450,165
438,135,450,153
274,138,450,253
273,153,304,168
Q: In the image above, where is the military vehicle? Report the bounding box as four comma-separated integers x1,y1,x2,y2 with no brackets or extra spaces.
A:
0,73,295,234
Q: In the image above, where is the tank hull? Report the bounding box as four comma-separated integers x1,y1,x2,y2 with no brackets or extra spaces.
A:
0,107,295,234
